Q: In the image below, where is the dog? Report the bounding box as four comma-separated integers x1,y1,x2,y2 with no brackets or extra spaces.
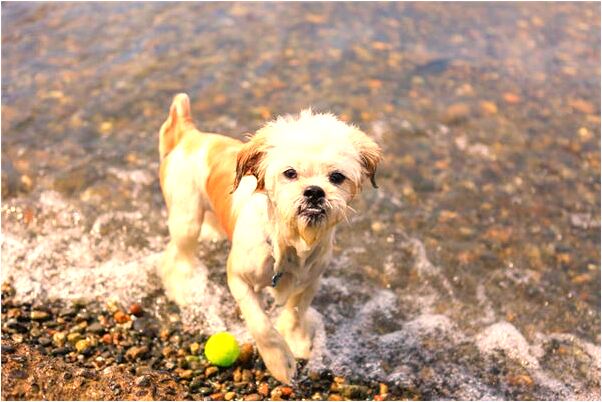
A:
157,93,381,384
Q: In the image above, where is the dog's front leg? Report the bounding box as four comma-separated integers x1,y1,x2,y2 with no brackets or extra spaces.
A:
227,272,296,384
276,279,319,359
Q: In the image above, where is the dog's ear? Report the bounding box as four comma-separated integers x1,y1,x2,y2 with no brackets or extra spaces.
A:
351,128,382,188
233,132,269,192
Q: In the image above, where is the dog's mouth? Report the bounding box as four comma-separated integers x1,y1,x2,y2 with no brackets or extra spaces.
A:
298,204,327,224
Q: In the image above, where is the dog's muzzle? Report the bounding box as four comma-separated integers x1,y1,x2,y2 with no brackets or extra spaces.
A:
298,186,327,224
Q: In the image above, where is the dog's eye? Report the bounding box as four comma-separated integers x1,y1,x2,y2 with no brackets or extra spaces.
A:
328,171,346,185
283,168,297,179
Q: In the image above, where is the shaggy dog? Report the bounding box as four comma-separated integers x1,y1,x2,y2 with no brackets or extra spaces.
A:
158,93,381,383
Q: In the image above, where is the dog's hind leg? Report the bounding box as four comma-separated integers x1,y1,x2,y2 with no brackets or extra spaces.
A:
159,162,204,306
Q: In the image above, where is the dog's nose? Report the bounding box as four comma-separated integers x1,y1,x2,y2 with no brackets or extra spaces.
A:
303,186,325,201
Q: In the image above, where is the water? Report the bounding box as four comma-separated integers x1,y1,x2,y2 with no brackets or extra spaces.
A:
2,2,600,399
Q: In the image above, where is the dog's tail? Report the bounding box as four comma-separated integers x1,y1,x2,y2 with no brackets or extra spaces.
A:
159,93,193,161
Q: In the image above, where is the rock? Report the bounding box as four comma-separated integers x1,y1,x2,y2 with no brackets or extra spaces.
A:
189,342,200,355
75,339,91,354
205,366,218,377
101,333,112,344
126,345,149,360
224,391,236,401
503,92,521,104
257,382,269,396
210,393,225,400
371,221,385,233
198,387,213,396
114,311,129,324
86,322,104,334
241,369,253,382
176,369,193,379
128,303,143,317
38,336,52,347
442,103,470,125
30,310,50,321
340,384,370,399
480,101,498,115
67,333,82,343
162,346,174,358
50,347,70,356
185,355,200,363
327,394,343,401
237,343,254,364
11,334,24,343
2,344,16,353
5,319,28,333
59,307,78,318
244,393,261,401
189,377,203,390
135,375,151,387
568,98,595,114
53,332,67,347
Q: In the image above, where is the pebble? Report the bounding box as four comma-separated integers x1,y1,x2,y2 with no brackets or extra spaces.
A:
210,392,225,400
224,391,236,401
442,103,470,125
237,343,254,364
67,333,82,343
125,345,149,360
189,342,200,355
1,344,16,353
135,375,151,387
503,92,521,104
480,101,498,115
51,347,70,356
128,303,143,317
177,369,193,379
37,336,52,347
244,393,262,401
75,339,91,354
86,322,104,334
11,333,24,343
59,307,78,318
30,310,50,321
198,387,213,396
257,382,269,396
205,366,218,377
5,319,27,333
53,332,67,347
114,311,129,324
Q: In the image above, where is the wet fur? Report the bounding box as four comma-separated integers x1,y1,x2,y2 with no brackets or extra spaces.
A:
158,93,381,384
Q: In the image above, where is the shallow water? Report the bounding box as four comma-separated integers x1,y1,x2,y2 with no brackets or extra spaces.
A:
2,2,600,400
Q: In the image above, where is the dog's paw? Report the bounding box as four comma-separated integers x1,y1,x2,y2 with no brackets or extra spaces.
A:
256,334,297,384
276,313,313,359
158,252,197,306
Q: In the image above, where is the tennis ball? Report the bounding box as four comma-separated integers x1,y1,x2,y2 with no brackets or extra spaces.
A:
204,332,240,367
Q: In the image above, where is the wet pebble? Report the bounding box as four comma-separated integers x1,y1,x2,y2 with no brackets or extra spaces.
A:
238,343,254,364
86,322,104,334
128,303,143,317
135,375,151,387
30,310,50,321
125,345,149,360
38,336,52,347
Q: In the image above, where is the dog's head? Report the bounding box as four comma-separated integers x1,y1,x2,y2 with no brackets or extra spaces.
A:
234,110,381,244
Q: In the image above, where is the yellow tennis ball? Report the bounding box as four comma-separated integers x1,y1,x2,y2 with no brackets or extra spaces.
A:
204,332,240,367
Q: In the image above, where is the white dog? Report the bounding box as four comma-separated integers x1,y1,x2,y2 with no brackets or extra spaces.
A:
157,93,381,384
